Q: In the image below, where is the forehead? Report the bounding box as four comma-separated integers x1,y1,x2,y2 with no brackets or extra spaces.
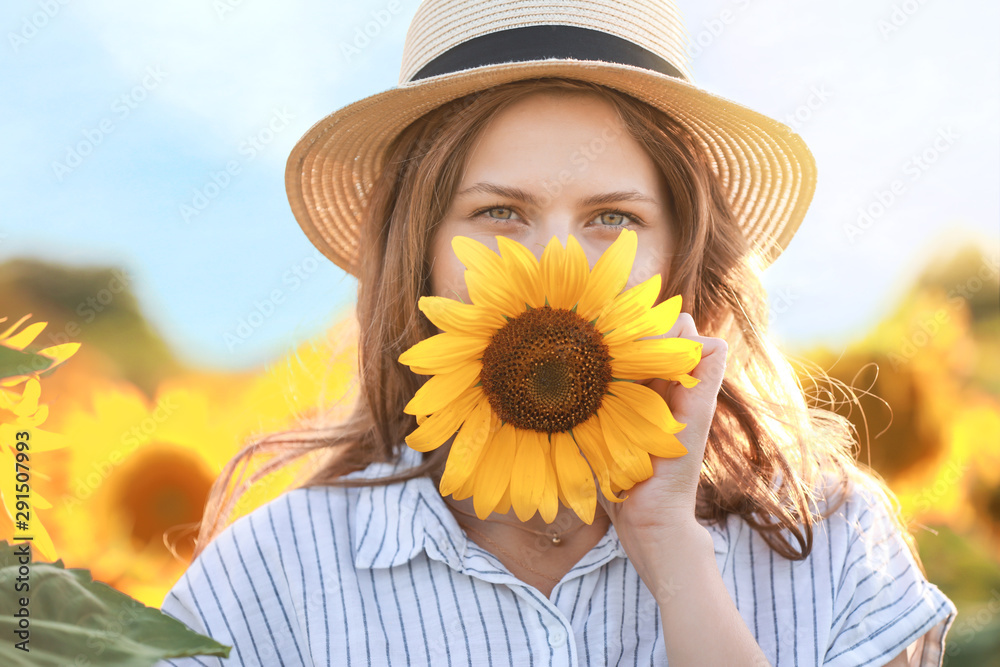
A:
457,91,664,196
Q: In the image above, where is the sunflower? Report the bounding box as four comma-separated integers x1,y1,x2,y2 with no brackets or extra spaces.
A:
398,230,702,525
0,314,80,561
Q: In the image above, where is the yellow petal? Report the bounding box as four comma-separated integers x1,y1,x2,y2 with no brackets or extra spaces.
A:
510,429,546,521
493,482,512,515
563,236,591,309
551,432,597,524
15,404,49,428
404,361,482,415
603,295,682,347
0,375,31,388
596,273,661,334
0,314,31,342
12,378,41,417
466,269,524,316
577,229,637,321
1,321,46,350
405,386,484,452
569,415,621,503
540,235,591,310
611,337,703,380
452,236,504,274
598,404,653,485
398,332,489,374
35,342,81,368
454,466,478,501
539,440,559,523
601,393,687,459
439,397,493,496
418,296,506,335
472,422,517,519
606,381,683,433
497,236,545,309
675,373,700,388
539,237,567,307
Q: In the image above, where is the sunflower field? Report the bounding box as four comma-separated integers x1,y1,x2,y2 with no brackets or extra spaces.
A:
0,244,997,665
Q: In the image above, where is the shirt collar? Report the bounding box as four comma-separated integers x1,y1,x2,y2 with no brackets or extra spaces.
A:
351,446,729,573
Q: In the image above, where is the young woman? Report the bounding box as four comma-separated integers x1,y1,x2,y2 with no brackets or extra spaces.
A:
157,1,956,665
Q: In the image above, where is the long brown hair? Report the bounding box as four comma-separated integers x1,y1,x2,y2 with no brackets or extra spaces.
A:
187,77,917,567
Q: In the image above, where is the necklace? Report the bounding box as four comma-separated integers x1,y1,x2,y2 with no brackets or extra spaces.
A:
458,520,562,584
445,502,589,545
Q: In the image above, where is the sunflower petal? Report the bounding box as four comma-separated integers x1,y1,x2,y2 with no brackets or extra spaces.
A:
452,236,504,274
539,237,567,307
404,361,482,415
602,393,687,459
35,342,82,368
472,422,517,519
0,314,31,342
439,397,493,496
398,332,489,374
596,273,661,333
570,415,621,503
12,378,40,417
418,296,507,335
497,236,545,309
538,440,559,523
674,373,700,388
466,269,524,316
599,403,654,486
603,295,683,347
1,321,47,350
494,482,513,515
510,429,546,521
405,386,484,452
454,466,478,501
577,229,637,320
611,337,703,380
606,381,683,433
551,432,597,524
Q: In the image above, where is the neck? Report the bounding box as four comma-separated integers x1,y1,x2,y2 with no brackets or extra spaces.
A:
441,492,612,552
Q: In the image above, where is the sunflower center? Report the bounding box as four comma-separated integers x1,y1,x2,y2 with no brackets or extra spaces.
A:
480,306,612,433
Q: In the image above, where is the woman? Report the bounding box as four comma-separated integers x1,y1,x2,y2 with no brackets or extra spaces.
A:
157,1,955,665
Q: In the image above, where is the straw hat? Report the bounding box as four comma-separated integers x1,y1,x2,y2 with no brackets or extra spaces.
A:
285,0,817,276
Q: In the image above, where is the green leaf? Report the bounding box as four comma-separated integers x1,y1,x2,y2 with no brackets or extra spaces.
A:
0,541,230,666
0,347,53,380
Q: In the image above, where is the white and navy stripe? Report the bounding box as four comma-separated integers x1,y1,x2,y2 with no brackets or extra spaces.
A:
156,446,955,666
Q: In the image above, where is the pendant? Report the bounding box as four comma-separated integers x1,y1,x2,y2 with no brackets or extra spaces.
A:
550,533,562,545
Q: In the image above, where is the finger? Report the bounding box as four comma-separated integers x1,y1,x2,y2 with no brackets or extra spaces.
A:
664,311,699,340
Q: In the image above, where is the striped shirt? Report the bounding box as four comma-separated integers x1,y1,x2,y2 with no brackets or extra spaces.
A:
156,446,956,666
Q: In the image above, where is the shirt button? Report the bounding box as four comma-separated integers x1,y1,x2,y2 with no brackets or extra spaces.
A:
548,627,567,648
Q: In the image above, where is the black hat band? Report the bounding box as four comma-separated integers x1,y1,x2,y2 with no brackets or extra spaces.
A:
410,24,684,82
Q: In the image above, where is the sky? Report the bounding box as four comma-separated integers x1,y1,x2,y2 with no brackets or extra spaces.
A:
2,0,998,370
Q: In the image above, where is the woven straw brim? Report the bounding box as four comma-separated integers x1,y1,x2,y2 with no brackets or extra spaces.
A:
285,59,816,276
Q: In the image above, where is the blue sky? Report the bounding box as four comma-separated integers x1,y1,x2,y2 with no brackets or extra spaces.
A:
2,0,997,370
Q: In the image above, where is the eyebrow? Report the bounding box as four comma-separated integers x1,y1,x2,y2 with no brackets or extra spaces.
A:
454,182,657,207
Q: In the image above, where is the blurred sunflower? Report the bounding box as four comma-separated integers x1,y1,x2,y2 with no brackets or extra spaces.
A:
0,314,79,561
50,382,225,603
50,323,360,607
398,230,702,525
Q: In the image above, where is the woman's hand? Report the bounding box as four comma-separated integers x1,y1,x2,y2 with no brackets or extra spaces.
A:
596,312,728,593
